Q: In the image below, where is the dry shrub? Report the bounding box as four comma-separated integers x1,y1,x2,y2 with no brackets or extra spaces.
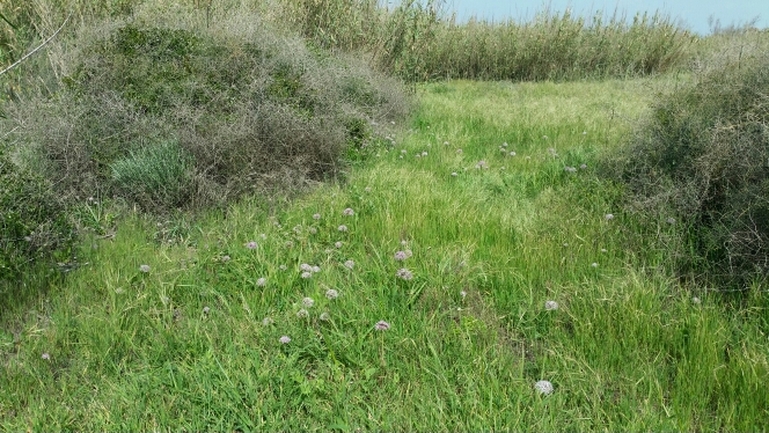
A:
4,11,410,212
606,31,769,288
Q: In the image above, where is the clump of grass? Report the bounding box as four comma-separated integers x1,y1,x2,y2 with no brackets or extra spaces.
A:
110,140,195,210
605,30,769,289
3,9,410,213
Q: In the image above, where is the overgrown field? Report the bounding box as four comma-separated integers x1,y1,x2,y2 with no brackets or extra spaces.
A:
2,0,769,430
2,77,768,431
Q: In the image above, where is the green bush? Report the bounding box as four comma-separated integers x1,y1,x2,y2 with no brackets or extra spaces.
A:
0,147,74,280
607,35,769,288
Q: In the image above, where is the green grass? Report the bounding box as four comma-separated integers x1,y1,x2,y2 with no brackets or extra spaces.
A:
2,77,768,431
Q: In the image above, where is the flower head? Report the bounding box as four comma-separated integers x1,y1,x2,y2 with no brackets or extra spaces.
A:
279,335,291,344
325,289,339,300
334,241,343,249
313,213,321,220
375,320,391,331
202,306,211,314
605,213,614,221
41,352,51,360
343,208,355,216
246,241,258,249
296,308,309,318
301,271,312,279
396,268,413,281
139,264,151,273
338,225,348,232
534,380,554,395
320,312,331,322
262,317,274,326
545,300,559,311
256,277,267,287
394,251,409,261
302,297,315,308
344,260,355,270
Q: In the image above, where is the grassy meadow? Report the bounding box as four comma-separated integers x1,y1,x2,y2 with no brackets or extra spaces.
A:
2,76,768,430
2,0,769,430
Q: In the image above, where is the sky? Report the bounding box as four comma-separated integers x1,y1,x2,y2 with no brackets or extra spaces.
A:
443,0,769,35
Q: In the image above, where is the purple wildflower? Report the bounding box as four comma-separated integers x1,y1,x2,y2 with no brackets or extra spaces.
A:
396,268,413,281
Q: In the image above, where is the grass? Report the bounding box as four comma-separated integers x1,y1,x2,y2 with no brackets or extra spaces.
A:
2,77,768,431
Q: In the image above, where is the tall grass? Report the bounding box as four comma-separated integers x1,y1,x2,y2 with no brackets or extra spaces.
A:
2,77,768,431
421,10,694,81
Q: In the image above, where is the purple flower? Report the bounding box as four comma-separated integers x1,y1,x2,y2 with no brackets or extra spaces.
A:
246,241,258,249
396,268,413,281
344,260,355,270
221,255,231,263
302,297,315,308
334,241,343,249
343,208,355,216
300,263,312,272
139,264,150,273
374,320,391,331
475,160,489,170
325,289,339,300
279,335,291,344
256,277,267,287
296,308,309,318
301,271,312,279
394,251,409,261
41,352,51,360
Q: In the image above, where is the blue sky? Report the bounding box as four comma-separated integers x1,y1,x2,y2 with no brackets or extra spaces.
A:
442,0,769,34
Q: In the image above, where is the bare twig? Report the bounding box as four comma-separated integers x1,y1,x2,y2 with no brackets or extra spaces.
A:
0,12,71,77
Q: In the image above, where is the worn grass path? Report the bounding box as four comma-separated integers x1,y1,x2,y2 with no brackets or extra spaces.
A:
1,78,768,431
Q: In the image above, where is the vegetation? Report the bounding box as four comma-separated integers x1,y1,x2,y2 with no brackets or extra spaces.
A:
0,146,74,281
0,0,768,430
606,29,769,288
2,76,768,431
